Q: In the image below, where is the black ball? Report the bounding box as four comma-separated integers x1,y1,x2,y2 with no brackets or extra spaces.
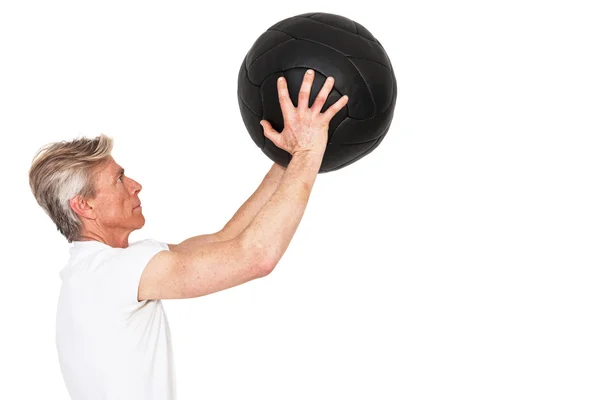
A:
237,12,397,173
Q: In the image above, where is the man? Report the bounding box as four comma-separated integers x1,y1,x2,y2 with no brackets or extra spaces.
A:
29,69,348,399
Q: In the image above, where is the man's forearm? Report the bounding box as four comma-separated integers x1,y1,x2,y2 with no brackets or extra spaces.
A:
220,163,285,240
239,151,323,268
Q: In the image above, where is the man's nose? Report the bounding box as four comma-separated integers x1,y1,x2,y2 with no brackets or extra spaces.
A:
129,178,142,193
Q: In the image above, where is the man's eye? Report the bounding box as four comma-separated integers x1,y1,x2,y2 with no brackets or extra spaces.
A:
118,175,123,182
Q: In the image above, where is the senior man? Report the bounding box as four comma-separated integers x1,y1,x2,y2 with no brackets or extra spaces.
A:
29,70,348,399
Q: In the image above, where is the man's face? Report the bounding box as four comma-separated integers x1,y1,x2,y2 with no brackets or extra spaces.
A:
89,156,145,234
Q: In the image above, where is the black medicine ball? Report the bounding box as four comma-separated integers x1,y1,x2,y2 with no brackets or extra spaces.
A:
237,12,397,173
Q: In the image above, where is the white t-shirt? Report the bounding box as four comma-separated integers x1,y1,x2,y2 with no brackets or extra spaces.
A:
56,239,176,400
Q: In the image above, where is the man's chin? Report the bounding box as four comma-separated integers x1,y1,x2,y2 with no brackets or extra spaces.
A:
135,215,146,229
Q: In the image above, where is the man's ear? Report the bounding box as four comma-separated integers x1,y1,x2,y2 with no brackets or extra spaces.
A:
69,196,96,220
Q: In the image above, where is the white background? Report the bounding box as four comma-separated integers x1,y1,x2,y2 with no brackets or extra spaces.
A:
1,0,599,399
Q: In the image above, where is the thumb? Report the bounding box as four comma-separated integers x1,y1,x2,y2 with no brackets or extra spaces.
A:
260,120,282,148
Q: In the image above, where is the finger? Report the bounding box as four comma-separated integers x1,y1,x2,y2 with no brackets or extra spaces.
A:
298,69,315,111
312,76,335,114
260,120,283,148
277,77,295,120
322,95,349,121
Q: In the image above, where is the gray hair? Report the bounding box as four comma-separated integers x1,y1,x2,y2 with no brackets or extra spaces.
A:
29,134,114,242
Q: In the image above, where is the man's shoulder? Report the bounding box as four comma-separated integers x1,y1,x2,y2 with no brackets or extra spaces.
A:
128,238,167,248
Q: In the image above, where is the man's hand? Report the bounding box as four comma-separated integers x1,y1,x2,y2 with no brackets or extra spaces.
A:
259,69,349,157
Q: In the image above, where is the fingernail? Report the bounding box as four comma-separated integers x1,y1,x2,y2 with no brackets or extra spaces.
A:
307,69,313,75
278,77,284,82
327,77,333,82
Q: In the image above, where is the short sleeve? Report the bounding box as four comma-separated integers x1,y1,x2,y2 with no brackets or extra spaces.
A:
111,239,170,307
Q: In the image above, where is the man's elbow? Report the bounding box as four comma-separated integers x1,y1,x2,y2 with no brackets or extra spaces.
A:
257,257,278,278
240,237,279,279
250,248,278,278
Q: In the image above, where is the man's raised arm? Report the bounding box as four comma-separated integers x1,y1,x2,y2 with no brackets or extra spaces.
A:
168,163,284,252
138,69,348,300
139,151,324,300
